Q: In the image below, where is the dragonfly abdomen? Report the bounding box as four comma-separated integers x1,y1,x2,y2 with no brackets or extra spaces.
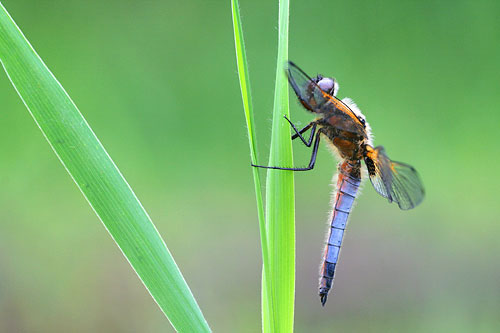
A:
319,160,361,306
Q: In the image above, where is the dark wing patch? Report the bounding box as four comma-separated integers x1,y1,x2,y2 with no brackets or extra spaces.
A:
364,146,424,210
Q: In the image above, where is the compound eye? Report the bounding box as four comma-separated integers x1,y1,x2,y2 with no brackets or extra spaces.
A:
317,78,335,93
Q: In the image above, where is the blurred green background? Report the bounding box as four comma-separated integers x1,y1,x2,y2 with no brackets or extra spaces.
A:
1,0,499,332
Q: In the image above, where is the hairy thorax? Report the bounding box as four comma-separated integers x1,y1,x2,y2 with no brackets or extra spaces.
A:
318,116,368,161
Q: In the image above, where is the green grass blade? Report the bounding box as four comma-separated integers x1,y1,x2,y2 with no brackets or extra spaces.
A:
232,0,294,331
0,3,210,332
265,0,295,332
230,0,274,331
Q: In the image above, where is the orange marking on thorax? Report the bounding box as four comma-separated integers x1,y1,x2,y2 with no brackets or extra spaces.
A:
321,90,364,126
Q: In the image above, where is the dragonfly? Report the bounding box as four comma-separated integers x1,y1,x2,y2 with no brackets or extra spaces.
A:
252,61,425,306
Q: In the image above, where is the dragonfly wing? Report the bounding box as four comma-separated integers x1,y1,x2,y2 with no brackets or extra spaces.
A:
364,146,424,210
286,61,328,112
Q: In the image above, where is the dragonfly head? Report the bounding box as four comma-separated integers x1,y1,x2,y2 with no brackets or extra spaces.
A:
286,61,338,114
296,75,340,114
315,75,338,97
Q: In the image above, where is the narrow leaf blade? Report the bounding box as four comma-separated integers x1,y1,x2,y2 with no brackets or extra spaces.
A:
0,3,210,331
230,0,273,331
265,0,295,331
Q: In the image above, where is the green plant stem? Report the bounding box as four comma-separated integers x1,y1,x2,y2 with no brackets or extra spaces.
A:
265,0,295,332
230,0,274,330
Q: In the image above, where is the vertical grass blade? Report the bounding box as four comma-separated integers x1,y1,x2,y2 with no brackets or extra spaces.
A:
232,0,294,331
265,0,294,332
0,3,210,332
230,0,274,331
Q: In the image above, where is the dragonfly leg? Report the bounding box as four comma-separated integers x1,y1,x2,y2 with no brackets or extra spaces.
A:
283,115,317,147
251,129,323,171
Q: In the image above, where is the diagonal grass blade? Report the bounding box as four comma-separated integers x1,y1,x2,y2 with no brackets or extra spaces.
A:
0,2,211,332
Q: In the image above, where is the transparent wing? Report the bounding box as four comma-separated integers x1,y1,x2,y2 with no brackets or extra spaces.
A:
286,61,366,131
364,146,424,210
286,61,329,112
